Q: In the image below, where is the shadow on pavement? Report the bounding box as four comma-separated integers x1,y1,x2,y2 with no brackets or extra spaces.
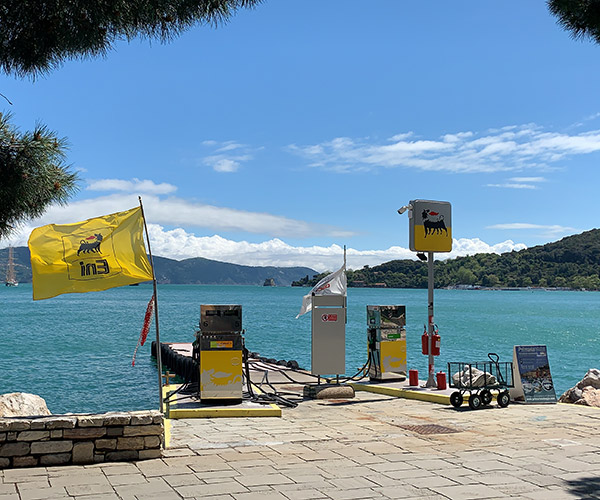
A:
565,475,600,499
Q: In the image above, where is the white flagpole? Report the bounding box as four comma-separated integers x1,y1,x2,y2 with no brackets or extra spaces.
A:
138,196,164,414
343,245,347,321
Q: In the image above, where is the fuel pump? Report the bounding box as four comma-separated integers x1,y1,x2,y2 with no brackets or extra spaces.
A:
367,305,407,381
197,305,243,401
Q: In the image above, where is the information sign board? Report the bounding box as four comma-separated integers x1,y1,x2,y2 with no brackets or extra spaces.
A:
510,345,557,404
409,200,452,252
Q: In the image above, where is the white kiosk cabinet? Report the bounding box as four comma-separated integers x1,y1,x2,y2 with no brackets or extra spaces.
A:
311,294,346,376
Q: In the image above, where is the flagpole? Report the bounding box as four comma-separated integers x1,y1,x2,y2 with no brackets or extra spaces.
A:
343,245,347,322
138,196,164,414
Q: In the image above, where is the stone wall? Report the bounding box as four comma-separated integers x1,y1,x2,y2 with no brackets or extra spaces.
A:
0,410,163,469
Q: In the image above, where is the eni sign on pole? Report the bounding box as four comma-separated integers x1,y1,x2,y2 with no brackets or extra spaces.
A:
409,200,452,253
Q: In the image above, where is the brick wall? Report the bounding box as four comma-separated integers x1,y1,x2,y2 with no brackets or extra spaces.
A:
0,410,163,469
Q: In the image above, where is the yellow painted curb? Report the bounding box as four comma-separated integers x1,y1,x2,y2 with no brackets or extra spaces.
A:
350,383,451,405
163,383,282,419
163,417,171,448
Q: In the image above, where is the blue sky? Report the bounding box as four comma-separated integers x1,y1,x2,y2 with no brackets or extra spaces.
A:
2,1,600,271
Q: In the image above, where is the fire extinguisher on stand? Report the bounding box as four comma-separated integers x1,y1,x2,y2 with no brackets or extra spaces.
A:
422,324,441,387
421,324,440,356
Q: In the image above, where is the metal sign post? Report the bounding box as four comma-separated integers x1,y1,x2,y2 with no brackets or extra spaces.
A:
399,199,452,388
426,251,435,387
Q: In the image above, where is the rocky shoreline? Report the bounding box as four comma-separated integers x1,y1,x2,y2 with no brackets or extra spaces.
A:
558,368,600,406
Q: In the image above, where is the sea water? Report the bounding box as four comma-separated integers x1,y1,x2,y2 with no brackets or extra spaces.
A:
1,284,598,414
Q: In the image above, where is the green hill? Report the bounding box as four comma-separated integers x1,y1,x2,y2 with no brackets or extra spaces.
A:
0,247,316,287
296,229,600,291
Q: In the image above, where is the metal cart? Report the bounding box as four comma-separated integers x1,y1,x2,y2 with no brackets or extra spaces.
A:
448,353,513,409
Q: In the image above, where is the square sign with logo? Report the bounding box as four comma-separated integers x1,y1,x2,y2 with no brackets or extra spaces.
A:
409,199,452,253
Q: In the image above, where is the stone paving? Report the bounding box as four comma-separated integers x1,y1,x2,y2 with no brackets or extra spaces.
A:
2,392,600,499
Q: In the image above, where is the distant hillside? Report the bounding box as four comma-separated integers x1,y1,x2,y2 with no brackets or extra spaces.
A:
295,229,600,291
152,255,316,286
0,247,317,286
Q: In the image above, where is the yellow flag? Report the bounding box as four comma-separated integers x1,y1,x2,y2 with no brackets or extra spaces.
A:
28,207,153,300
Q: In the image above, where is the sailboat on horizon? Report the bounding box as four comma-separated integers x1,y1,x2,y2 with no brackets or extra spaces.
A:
5,246,18,287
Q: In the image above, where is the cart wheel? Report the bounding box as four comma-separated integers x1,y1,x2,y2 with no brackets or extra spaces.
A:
497,390,510,408
480,389,493,405
450,391,463,408
468,393,482,410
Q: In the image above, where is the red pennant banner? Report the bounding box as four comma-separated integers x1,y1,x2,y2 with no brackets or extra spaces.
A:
132,294,155,367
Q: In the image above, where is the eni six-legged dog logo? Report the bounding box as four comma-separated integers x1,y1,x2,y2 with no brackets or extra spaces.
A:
409,200,452,253
421,209,448,238
68,232,111,279
77,233,103,255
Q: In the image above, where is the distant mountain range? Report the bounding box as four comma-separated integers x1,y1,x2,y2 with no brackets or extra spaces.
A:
6,227,600,290
0,247,317,286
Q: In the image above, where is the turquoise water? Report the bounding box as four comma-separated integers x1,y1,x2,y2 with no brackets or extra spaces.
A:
1,284,598,414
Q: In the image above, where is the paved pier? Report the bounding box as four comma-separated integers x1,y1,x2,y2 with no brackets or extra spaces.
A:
2,392,600,499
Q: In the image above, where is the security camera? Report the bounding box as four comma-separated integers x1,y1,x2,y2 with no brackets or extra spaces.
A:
397,204,412,215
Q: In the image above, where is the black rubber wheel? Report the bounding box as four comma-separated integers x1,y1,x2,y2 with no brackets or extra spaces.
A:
497,390,510,408
480,389,493,405
450,391,463,408
468,393,482,410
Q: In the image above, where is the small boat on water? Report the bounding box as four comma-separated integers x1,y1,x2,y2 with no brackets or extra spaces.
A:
5,246,18,287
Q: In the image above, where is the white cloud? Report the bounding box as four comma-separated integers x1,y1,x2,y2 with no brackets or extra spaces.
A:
125,226,532,271
2,218,528,272
487,175,548,190
201,140,255,173
215,141,244,153
210,158,241,172
509,176,546,183
449,238,526,257
389,132,415,141
86,178,177,195
487,183,537,190
1,193,356,246
288,124,600,174
486,223,572,231
486,223,578,239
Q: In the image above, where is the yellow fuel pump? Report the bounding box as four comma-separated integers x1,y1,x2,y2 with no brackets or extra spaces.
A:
197,305,243,401
367,305,407,381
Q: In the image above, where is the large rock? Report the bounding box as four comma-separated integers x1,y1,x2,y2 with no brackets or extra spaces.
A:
574,386,600,407
559,369,600,407
0,393,51,417
578,368,600,390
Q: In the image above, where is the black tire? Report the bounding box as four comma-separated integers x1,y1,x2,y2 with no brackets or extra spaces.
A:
450,391,463,408
480,389,493,405
497,390,510,408
468,393,482,410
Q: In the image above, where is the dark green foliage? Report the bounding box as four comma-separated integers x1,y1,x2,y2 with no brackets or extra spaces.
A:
294,229,600,291
0,112,78,239
0,0,263,77
548,0,600,44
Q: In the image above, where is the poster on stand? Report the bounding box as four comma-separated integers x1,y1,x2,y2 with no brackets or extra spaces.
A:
510,345,557,404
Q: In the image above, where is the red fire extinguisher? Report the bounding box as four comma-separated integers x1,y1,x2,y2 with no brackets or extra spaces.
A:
421,325,429,355
422,325,441,356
